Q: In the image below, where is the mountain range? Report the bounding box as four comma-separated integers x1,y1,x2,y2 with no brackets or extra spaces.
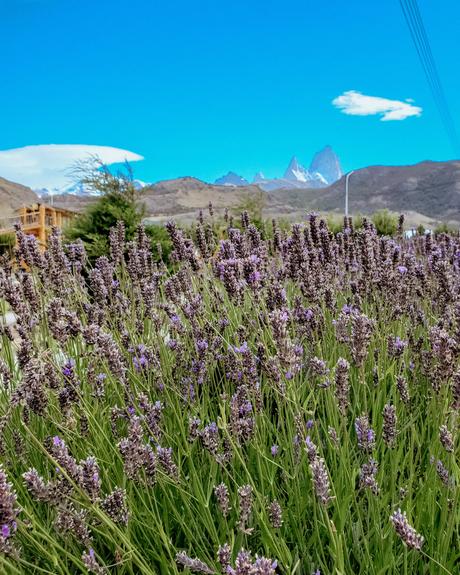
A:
1,158,460,230
214,145,342,190
32,145,342,197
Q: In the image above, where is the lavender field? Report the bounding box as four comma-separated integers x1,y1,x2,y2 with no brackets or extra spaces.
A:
0,213,458,575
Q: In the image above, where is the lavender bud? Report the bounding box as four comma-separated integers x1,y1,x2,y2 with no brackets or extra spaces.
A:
237,484,253,531
175,551,215,574
217,543,231,572
310,457,331,505
435,459,452,487
396,376,410,405
82,548,107,575
382,404,397,447
334,358,350,415
100,487,129,525
355,414,375,452
214,483,230,517
359,459,379,495
0,465,20,554
439,425,454,453
268,500,283,528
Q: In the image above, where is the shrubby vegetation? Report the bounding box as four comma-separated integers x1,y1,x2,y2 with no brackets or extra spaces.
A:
371,209,399,237
0,233,15,258
0,210,458,574
65,160,172,263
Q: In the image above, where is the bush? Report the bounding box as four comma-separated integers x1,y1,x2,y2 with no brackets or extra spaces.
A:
371,209,398,236
434,222,458,236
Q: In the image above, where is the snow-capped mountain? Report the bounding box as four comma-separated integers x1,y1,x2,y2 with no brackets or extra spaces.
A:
214,146,342,192
253,172,266,183
282,156,329,187
36,179,148,198
214,172,249,186
283,156,314,183
132,179,148,190
35,182,98,198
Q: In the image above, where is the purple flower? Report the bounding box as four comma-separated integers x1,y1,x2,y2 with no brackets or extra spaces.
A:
341,303,354,314
248,271,261,284
197,340,208,352
231,341,249,354
271,445,279,457
390,509,424,550
133,355,148,371
62,358,76,377
388,336,407,358
355,414,375,452
168,339,178,350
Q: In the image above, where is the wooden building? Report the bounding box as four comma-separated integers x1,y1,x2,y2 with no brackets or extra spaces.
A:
0,203,76,249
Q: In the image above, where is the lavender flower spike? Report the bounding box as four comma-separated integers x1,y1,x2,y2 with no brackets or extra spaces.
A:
176,551,215,574
82,548,107,575
390,509,424,550
310,457,331,505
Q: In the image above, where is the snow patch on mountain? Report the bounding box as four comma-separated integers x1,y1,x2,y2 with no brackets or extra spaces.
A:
253,172,266,183
214,172,249,186
36,178,148,198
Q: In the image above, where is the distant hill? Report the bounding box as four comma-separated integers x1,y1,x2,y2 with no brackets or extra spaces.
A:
140,177,264,224
268,160,460,226
0,177,38,217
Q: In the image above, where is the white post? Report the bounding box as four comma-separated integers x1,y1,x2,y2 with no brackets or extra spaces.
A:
345,170,354,217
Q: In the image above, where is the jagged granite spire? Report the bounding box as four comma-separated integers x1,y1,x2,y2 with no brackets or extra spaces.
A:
309,145,342,184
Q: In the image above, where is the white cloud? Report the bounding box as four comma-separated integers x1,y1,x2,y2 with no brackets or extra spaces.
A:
332,90,422,121
0,144,144,189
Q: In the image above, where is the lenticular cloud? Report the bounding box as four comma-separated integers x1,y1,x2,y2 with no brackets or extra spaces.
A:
0,144,144,189
333,90,422,121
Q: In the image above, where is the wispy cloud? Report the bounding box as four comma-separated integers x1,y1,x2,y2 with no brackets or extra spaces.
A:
332,90,422,121
0,144,144,189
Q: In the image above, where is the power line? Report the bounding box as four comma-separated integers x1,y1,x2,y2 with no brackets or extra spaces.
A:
399,0,460,155
407,0,459,148
401,0,456,145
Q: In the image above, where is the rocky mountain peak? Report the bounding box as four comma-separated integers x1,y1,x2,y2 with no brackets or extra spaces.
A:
309,145,342,184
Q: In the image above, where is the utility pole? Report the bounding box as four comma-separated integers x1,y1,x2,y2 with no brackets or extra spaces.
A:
345,170,354,217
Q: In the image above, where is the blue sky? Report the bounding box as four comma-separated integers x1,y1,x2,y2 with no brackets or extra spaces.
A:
1,0,460,187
